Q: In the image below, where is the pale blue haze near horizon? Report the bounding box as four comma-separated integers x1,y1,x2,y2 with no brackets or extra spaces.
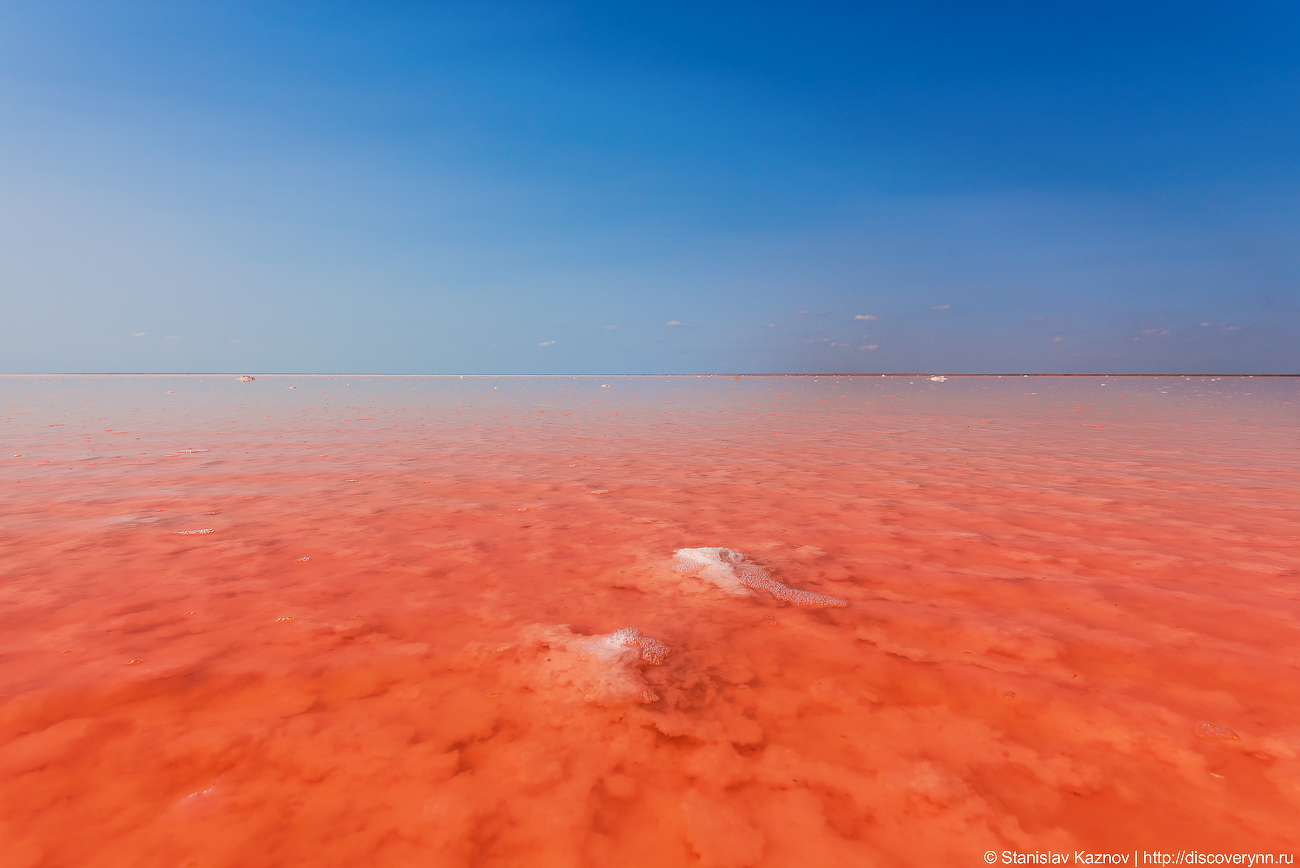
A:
1,1,1297,374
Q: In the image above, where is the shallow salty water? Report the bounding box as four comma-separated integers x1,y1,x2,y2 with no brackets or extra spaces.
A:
2,374,1299,867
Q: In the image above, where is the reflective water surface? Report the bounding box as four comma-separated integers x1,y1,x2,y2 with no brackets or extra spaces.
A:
2,374,1298,867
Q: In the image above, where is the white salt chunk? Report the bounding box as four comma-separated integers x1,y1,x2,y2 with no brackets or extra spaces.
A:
673,547,847,607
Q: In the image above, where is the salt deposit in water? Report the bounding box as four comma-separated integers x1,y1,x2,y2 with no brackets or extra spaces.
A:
673,547,848,607
521,625,670,705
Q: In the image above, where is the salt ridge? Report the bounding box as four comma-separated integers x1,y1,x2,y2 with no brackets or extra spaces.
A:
673,546,849,607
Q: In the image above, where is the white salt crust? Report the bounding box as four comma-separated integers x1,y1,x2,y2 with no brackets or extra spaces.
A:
673,547,847,608
526,625,670,705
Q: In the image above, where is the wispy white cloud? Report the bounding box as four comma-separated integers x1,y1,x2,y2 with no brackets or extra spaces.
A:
164,335,180,341
665,320,682,326
860,344,879,350
537,340,556,346
229,338,243,343
132,332,147,337
854,314,879,321
929,304,950,310
602,324,618,331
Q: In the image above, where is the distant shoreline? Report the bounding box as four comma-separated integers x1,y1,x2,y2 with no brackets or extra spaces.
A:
0,372,1296,378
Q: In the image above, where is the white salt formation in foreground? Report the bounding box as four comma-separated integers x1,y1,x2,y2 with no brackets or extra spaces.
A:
526,625,670,704
673,547,848,607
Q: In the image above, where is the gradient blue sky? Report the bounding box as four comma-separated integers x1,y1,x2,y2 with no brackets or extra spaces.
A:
2,1,1297,373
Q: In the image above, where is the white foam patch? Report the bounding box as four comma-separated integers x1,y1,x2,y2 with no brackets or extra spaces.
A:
525,625,669,705
171,528,215,535
673,547,848,608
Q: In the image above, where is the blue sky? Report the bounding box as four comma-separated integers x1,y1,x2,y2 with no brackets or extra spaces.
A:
1,1,1297,373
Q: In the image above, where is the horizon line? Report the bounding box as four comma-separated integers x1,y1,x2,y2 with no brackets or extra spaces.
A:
0,372,1296,378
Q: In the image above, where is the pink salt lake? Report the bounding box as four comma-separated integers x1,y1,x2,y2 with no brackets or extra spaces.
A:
1,374,1297,867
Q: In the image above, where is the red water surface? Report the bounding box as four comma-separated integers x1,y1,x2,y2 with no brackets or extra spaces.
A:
2,374,1298,867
